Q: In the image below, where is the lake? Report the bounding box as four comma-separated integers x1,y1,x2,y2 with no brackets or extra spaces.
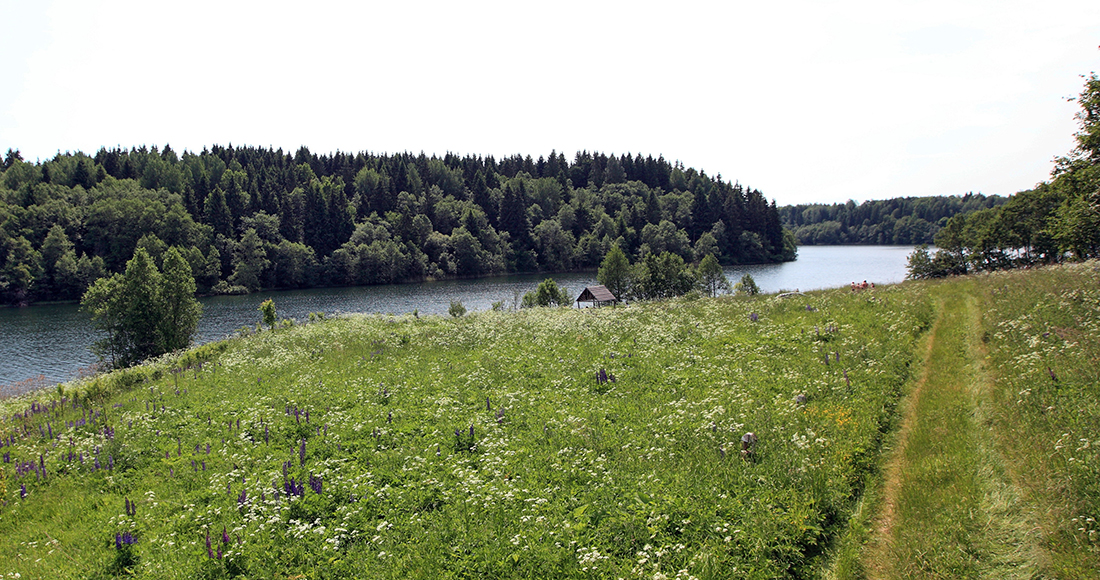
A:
0,245,917,391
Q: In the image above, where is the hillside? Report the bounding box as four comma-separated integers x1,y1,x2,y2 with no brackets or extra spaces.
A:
1,262,1097,579
0,148,795,306
779,194,1006,246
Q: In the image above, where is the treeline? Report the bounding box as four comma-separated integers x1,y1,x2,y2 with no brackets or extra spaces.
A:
0,147,795,305
908,73,1100,278
780,194,1006,245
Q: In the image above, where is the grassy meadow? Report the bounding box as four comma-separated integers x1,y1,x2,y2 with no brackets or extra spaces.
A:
0,262,1095,579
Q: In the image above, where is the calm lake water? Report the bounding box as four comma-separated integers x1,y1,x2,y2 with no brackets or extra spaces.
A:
0,245,917,390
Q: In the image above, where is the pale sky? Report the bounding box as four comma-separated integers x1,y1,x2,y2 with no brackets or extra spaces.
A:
1,0,1098,206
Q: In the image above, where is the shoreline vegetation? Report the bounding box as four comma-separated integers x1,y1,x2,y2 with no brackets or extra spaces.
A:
1,147,797,308
1,262,1097,578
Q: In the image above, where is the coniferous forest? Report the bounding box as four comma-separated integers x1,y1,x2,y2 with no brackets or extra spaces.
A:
0,147,796,306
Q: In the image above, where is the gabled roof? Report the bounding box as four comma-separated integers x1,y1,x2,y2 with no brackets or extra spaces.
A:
577,285,618,303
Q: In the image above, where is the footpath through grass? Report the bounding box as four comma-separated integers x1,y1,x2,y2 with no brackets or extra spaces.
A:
859,261,1100,580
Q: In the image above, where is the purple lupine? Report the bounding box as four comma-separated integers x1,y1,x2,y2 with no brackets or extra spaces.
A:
238,489,247,506
1048,367,1057,382
206,531,213,558
486,397,492,411
299,439,306,466
264,425,269,445
749,312,759,322
20,483,26,498
844,369,850,387
206,443,211,454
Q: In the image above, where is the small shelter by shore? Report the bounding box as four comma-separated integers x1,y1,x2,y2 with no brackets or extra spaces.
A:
576,285,619,307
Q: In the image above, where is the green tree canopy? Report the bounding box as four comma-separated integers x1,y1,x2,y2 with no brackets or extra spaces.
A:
82,247,202,368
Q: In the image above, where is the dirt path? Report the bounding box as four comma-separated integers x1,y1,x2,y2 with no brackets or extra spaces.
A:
859,282,1046,580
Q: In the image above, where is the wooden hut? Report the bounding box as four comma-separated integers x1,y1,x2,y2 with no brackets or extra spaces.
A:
576,285,618,307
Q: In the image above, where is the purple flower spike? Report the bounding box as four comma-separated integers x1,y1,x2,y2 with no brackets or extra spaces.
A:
299,439,306,466
486,397,491,411
20,483,26,498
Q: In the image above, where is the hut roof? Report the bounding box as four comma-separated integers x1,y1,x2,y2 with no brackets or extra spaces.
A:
577,285,618,303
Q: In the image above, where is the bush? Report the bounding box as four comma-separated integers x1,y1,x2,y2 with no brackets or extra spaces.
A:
734,273,760,295
448,300,467,317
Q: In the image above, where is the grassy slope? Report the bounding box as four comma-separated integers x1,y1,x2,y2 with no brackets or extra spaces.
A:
0,286,930,579
1,263,1096,579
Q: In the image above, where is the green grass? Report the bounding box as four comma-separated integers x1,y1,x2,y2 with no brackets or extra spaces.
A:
974,261,1100,578
3,263,1095,579
0,286,931,579
9,259,1096,579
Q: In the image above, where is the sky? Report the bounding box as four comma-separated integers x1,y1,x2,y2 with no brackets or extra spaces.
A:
1,0,1098,206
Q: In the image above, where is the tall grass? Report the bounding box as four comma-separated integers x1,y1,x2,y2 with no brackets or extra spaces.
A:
975,260,1100,578
0,286,932,579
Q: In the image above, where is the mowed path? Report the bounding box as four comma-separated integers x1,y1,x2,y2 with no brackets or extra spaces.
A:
861,281,1046,579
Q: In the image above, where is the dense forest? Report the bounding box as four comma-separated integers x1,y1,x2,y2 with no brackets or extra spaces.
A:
0,148,795,305
780,194,1006,245
908,72,1100,278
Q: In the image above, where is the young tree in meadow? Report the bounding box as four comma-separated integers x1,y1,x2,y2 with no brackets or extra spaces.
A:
696,254,731,297
82,247,202,368
522,278,572,307
259,298,277,329
597,244,631,301
160,247,202,352
734,273,760,296
118,248,165,364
